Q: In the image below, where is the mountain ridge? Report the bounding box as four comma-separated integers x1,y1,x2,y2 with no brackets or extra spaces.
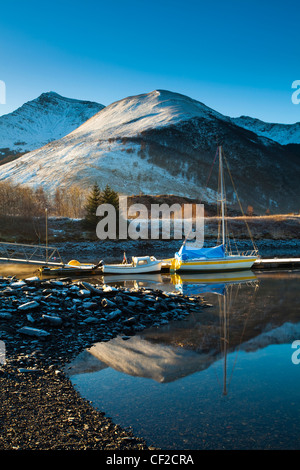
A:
0,91,104,160
0,89,299,214
231,115,300,145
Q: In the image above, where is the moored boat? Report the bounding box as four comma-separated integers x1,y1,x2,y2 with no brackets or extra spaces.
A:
101,256,162,274
170,146,259,273
40,259,103,276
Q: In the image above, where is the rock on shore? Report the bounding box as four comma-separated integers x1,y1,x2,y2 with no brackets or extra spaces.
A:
0,274,205,450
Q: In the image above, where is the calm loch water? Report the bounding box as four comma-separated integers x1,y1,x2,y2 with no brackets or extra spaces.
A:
67,269,300,450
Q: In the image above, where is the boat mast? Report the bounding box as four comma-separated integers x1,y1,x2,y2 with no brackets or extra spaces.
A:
219,146,226,248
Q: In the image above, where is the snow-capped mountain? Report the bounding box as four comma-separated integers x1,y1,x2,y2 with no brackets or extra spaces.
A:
70,89,230,139
231,115,300,145
0,89,299,214
0,90,230,200
0,92,104,160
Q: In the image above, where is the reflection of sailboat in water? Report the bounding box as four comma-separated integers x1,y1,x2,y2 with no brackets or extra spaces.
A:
216,276,259,396
99,273,164,290
170,146,259,272
171,270,258,296
67,272,259,389
171,270,259,395
220,286,230,396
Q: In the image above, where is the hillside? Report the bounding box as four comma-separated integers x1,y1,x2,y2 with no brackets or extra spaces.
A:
0,89,299,214
0,92,104,163
231,115,300,145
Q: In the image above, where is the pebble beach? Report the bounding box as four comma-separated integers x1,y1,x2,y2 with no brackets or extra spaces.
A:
0,273,205,450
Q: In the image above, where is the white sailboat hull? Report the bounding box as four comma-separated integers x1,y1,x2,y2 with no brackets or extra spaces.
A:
102,263,162,274
102,260,162,274
171,255,258,273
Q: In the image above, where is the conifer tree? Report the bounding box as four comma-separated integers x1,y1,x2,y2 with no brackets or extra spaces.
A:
83,183,102,229
100,184,119,214
83,183,120,234
98,184,120,236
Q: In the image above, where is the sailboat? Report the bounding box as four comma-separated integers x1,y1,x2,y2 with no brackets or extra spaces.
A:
170,146,259,273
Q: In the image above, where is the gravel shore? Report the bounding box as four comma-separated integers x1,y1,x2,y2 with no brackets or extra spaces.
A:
0,274,204,450
0,364,150,450
2,236,299,451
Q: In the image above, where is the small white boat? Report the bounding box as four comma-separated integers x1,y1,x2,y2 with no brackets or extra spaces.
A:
101,256,162,274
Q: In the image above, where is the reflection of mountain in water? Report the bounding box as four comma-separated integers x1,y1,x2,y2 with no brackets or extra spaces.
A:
68,336,216,383
66,349,109,375
67,271,300,384
240,322,300,352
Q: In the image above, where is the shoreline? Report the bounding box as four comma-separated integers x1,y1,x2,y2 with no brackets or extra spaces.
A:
0,274,204,450
1,213,299,248
1,236,300,451
53,237,300,265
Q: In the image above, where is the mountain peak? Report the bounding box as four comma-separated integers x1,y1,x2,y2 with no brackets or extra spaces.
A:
70,88,228,141
40,91,61,97
0,92,105,155
34,91,102,107
0,89,299,214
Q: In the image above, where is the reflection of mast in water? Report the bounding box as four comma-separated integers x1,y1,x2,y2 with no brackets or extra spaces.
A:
219,287,229,396
170,270,259,396
217,281,259,396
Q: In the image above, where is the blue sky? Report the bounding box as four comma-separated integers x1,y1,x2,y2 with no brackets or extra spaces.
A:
0,0,299,123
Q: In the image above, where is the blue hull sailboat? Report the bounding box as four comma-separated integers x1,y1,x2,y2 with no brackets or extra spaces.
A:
171,146,259,273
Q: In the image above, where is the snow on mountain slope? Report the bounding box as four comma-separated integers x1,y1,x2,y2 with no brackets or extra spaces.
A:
68,89,230,140
0,136,213,201
0,89,299,213
0,92,104,156
231,115,300,145
0,90,226,198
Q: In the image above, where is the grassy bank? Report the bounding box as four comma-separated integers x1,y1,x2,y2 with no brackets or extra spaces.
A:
0,214,299,244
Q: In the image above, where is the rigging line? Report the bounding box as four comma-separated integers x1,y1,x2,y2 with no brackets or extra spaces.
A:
199,147,219,204
182,147,219,247
223,151,258,253
222,151,258,253
223,174,235,255
225,198,240,255
217,162,221,244
223,175,231,253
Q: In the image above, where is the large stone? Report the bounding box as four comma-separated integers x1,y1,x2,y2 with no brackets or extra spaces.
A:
18,301,40,311
42,314,63,326
17,326,50,337
106,309,122,320
10,281,26,288
0,312,13,320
